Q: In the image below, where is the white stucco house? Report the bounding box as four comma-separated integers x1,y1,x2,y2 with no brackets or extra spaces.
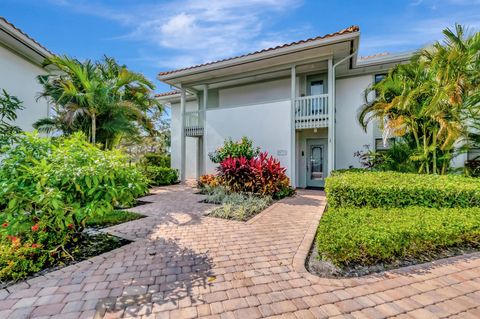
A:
0,17,52,131
157,25,415,188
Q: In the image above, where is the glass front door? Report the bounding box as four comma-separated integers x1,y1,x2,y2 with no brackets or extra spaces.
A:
307,139,327,187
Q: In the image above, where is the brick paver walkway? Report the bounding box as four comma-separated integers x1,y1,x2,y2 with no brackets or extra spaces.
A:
1,185,480,319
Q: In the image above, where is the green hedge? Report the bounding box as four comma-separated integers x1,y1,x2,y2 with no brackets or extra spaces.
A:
325,171,480,208
143,153,171,168
317,206,480,266
144,166,178,186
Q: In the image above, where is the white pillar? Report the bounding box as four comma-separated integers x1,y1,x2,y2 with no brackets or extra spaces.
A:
180,87,186,182
290,65,296,188
202,85,208,176
327,58,334,175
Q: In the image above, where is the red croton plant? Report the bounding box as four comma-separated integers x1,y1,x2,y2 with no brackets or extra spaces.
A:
217,152,291,196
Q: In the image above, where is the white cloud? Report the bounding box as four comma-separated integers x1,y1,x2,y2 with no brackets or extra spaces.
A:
47,0,303,69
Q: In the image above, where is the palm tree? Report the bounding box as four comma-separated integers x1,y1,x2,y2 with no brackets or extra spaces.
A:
35,55,162,148
358,24,479,174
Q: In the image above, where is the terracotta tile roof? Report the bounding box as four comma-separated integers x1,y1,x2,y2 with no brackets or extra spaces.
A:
359,52,389,61
154,90,181,98
0,16,54,56
158,25,360,77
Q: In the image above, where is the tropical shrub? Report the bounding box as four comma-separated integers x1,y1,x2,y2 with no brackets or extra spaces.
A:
0,132,148,281
143,153,171,168
198,174,220,189
218,152,291,198
354,141,418,173
325,170,480,209
0,89,23,148
317,206,480,266
144,166,178,186
209,137,260,163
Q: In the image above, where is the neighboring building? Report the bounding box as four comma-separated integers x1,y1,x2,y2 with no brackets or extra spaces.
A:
0,17,52,131
157,26,414,188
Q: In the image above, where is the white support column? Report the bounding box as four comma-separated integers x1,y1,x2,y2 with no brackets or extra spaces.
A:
290,65,296,188
180,87,186,182
202,85,208,176
327,58,334,175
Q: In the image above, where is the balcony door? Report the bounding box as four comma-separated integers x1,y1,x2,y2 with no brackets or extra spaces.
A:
306,139,327,188
307,75,328,116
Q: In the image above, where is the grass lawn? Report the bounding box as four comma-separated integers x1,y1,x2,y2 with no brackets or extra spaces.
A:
86,210,145,228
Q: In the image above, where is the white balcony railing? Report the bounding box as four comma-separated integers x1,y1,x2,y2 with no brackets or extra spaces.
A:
294,94,328,129
185,111,204,136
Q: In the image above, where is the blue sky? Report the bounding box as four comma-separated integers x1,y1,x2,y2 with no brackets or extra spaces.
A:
2,0,479,92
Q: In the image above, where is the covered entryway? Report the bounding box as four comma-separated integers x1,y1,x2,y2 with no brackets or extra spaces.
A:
306,139,328,187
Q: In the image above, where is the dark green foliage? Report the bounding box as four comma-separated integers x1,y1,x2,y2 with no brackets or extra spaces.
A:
209,136,260,163
143,153,171,167
317,206,480,266
326,170,480,209
0,132,148,282
0,89,23,147
144,166,178,186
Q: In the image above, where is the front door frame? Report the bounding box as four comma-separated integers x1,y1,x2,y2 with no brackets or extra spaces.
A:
306,138,328,188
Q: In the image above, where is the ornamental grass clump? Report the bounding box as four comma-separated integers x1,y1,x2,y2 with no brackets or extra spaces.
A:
0,132,148,282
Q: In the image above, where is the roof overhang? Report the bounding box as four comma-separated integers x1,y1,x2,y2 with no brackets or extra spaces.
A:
0,17,52,66
158,29,360,88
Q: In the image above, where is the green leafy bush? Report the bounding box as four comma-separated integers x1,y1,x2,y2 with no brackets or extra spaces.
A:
317,206,480,266
209,136,260,163
144,166,178,186
0,132,148,281
143,153,171,167
326,170,480,209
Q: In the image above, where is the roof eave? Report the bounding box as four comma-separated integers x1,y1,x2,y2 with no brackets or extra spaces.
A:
158,31,360,84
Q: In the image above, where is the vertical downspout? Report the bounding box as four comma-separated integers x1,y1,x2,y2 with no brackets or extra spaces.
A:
330,50,357,173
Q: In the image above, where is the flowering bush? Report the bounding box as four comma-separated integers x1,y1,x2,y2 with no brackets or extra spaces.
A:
217,152,292,198
209,137,260,163
0,132,148,281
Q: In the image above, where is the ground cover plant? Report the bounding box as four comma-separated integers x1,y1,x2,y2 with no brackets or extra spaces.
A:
85,210,145,228
0,132,148,282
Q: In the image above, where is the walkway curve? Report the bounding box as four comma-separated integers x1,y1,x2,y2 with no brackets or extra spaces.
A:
1,185,479,319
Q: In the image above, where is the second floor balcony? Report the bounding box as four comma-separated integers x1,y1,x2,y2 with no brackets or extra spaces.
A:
294,94,328,129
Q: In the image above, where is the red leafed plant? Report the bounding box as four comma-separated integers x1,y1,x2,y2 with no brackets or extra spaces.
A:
217,152,291,197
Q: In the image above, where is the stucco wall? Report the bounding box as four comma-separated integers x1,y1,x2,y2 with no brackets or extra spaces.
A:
335,75,374,170
170,100,200,179
204,100,292,178
0,44,49,131
218,78,290,108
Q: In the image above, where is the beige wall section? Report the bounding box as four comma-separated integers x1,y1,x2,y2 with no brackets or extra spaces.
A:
0,44,49,131
335,75,374,170
218,78,290,107
205,100,292,178
170,100,199,179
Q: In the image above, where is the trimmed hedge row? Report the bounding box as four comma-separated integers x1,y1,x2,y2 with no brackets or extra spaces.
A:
317,206,480,266
325,171,480,208
144,166,178,186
